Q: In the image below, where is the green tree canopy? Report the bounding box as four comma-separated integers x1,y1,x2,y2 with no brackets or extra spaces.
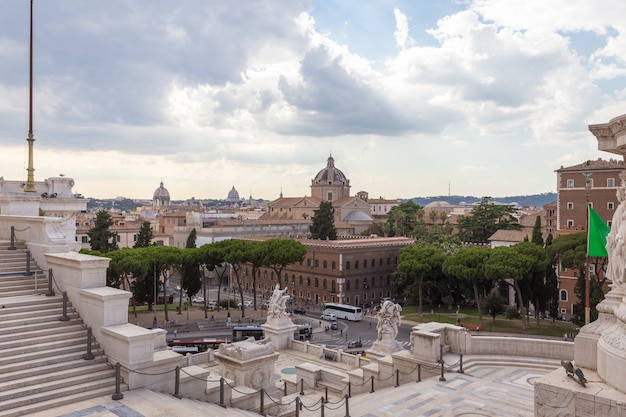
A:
310,201,337,240
395,245,445,314
442,246,492,327
87,210,118,252
134,221,154,248
385,200,423,237
457,197,522,244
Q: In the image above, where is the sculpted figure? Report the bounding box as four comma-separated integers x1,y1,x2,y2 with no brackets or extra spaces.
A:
607,185,626,290
376,301,402,341
267,283,290,319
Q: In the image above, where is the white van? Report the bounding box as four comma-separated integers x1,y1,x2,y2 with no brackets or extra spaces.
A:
321,312,336,321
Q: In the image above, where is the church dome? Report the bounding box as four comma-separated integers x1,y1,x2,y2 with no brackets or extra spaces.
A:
153,181,170,207
313,155,348,183
227,186,240,201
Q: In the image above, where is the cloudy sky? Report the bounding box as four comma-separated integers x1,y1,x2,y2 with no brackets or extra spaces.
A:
1,0,624,201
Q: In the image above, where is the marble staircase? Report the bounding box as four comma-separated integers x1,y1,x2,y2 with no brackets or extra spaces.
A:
0,241,121,417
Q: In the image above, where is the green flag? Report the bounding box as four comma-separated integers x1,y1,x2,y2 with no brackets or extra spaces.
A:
588,206,610,257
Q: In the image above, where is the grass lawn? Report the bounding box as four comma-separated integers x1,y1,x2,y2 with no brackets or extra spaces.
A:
402,305,579,338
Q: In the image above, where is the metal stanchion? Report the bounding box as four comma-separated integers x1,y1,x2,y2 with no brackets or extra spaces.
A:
59,291,70,321
219,377,226,408
417,364,421,382
259,388,265,416
112,363,124,400
46,268,54,296
370,376,374,393
300,378,304,395
345,395,351,417
82,327,94,360
174,366,182,399
395,369,399,387
458,353,465,374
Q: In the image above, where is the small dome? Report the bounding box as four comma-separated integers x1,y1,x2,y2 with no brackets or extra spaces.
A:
314,155,348,183
227,186,240,201
153,181,170,207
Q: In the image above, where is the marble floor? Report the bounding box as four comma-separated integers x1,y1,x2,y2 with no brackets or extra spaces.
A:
31,350,548,417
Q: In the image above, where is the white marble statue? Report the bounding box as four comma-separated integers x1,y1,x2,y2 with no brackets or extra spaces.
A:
267,283,290,320
376,300,402,341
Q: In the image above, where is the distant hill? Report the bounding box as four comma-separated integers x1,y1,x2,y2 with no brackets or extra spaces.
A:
406,193,556,209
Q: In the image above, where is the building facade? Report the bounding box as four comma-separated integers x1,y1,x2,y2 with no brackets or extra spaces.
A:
236,236,414,308
554,158,623,318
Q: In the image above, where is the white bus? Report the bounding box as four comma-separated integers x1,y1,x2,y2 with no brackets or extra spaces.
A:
322,303,363,321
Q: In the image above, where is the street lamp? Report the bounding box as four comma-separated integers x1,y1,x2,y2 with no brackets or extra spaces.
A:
152,264,157,329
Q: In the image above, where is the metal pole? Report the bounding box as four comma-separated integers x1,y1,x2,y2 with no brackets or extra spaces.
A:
8,226,16,250
300,378,304,395
59,291,69,321
370,376,374,393
417,364,421,382
348,381,351,397
112,363,124,400
152,264,158,329
344,395,350,417
321,396,325,417
26,250,31,273
259,388,265,416
295,397,300,417
219,377,226,408
174,366,182,399
458,353,464,374
82,327,94,360
395,369,399,387
46,268,54,296
325,386,328,402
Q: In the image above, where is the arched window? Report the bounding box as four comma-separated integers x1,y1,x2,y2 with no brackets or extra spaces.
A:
346,280,350,291
299,275,303,285
355,279,359,290
346,261,351,270
315,259,319,267
307,277,311,286
323,260,328,268
323,279,327,289
331,261,336,269
331,280,336,292
355,260,359,269
560,290,568,301
315,277,319,287
363,259,367,268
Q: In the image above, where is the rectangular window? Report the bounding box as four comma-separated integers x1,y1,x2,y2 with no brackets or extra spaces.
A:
608,202,615,210
567,220,574,228
608,178,615,187
567,202,574,210
566,179,574,188
81,236,88,243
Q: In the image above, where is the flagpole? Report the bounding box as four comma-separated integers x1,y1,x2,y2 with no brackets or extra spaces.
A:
585,203,590,325
584,172,592,325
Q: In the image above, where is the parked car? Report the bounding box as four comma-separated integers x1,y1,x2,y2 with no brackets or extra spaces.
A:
191,296,204,304
321,313,336,321
238,300,253,309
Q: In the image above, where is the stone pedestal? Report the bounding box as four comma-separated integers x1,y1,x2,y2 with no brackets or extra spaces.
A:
214,340,280,396
262,317,297,350
366,338,405,360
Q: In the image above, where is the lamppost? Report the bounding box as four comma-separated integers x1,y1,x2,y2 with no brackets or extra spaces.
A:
152,264,158,329
226,263,232,327
583,172,593,325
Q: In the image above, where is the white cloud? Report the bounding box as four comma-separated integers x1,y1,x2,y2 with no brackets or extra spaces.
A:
0,0,624,200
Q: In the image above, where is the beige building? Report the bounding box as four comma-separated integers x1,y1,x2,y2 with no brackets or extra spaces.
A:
261,155,385,235
238,236,414,308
